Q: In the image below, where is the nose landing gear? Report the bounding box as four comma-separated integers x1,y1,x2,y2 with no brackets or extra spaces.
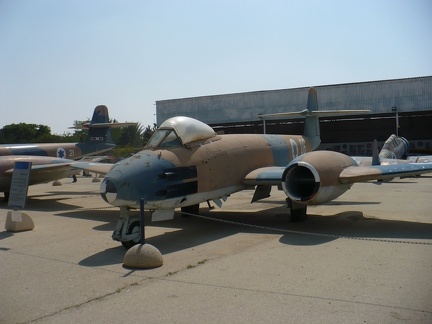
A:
112,206,141,249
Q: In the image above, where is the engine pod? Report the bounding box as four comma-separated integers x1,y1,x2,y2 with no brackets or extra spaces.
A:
282,151,357,204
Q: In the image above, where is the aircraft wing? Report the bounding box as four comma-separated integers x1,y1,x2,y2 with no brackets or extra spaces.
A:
71,161,115,175
5,160,113,179
338,163,432,183
243,166,285,185
243,162,432,186
407,155,432,163
71,122,137,129
3,162,79,187
5,162,74,175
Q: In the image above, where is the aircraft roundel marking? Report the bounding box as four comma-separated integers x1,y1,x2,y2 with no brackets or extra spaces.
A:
57,147,66,158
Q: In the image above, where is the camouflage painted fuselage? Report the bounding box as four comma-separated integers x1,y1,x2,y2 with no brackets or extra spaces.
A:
101,133,312,209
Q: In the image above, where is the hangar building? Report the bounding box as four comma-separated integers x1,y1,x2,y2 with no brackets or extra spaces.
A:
156,76,432,156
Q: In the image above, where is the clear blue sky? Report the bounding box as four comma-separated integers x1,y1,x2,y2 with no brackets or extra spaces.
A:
1,0,431,135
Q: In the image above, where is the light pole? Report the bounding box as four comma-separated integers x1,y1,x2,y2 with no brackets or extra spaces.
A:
258,114,267,134
391,106,399,136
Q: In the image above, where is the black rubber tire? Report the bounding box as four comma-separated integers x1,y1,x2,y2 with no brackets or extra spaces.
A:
289,206,308,222
121,221,141,249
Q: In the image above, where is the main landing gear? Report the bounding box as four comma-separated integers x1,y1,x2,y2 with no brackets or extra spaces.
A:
286,198,308,222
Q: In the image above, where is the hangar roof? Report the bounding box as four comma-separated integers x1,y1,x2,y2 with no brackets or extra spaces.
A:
156,76,432,126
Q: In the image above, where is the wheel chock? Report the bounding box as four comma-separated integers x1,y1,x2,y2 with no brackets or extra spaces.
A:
5,210,34,232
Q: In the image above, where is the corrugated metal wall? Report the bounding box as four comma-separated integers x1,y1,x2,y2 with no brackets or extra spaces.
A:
156,76,432,125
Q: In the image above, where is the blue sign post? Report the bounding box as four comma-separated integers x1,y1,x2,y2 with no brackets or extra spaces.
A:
5,161,35,232
8,161,32,210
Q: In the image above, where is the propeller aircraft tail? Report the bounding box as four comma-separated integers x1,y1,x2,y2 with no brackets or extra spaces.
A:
70,105,136,145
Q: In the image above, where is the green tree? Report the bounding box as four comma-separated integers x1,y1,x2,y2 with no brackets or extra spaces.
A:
33,133,64,143
35,125,51,140
109,119,123,144
0,123,51,143
143,124,157,146
69,119,91,142
109,123,157,160
117,123,144,147
111,146,138,160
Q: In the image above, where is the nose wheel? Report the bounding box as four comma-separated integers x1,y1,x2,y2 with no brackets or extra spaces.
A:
121,221,141,249
112,207,141,249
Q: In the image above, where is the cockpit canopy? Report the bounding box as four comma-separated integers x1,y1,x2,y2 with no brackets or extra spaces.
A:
146,116,217,148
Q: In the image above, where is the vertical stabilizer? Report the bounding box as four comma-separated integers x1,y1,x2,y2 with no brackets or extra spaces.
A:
303,87,321,150
87,105,112,143
306,87,318,111
90,105,110,124
70,105,136,144
372,140,380,165
258,87,369,152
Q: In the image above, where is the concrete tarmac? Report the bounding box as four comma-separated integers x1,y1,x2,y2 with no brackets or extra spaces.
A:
1,175,431,323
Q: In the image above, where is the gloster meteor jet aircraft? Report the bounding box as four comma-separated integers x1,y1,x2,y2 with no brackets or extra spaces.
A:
82,88,432,248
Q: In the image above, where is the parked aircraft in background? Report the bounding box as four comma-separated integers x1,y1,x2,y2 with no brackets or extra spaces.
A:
77,88,432,248
0,105,131,159
0,106,135,200
378,134,410,159
353,134,432,169
353,134,409,167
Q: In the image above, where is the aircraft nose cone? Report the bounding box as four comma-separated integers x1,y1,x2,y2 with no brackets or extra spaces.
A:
100,178,117,204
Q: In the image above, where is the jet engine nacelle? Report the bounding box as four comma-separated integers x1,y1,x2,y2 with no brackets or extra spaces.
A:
282,151,358,205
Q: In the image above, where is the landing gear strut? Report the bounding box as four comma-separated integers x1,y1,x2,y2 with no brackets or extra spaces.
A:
112,207,141,249
286,198,308,222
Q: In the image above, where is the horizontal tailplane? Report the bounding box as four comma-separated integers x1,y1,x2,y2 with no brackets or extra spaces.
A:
69,105,136,144
258,87,370,151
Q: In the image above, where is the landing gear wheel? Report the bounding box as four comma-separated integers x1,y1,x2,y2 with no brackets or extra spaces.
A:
181,204,200,216
287,198,308,222
289,207,308,222
121,221,141,249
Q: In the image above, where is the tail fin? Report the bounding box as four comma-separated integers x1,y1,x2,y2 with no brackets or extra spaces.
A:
304,88,320,150
306,87,318,111
87,105,113,143
372,140,380,165
257,87,370,151
258,87,321,150
70,105,136,144
90,105,110,124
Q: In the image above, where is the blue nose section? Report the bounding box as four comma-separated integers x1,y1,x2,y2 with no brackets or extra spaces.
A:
100,152,199,206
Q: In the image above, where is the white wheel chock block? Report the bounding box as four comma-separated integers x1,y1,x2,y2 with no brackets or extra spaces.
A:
5,210,34,232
